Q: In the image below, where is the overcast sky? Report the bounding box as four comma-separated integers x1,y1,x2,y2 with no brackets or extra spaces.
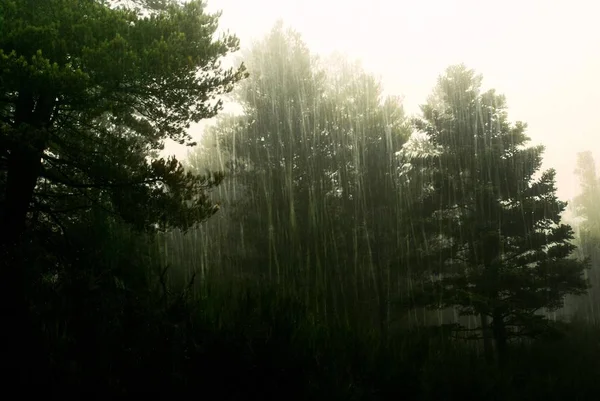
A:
168,0,600,202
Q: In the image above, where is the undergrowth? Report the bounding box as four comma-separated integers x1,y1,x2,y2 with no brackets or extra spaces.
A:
17,219,600,400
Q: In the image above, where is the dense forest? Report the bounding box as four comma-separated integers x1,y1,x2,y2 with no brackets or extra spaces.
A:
2,1,600,399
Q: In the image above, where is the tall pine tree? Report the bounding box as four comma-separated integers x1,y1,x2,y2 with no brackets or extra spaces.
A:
569,151,600,322
410,64,588,363
184,24,411,332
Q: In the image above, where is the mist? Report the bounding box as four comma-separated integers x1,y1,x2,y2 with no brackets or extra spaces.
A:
5,0,600,397
168,0,600,202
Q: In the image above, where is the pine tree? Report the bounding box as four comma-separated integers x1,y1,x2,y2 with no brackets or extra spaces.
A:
573,151,600,240
411,64,588,363
570,151,600,321
0,0,244,386
185,24,411,332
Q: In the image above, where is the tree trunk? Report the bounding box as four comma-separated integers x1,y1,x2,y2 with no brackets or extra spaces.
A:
492,310,508,367
376,264,390,345
2,149,44,239
2,91,55,240
0,152,46,386
480,313,494,364
0,91,55,389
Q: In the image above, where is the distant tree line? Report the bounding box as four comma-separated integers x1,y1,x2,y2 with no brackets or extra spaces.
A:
177,23,588,364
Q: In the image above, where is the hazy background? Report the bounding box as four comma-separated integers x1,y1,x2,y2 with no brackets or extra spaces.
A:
166,0,600,202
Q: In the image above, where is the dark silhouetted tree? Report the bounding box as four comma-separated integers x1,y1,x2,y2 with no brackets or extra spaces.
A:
0,0,245,385
410,64,588,363
184,23,411,334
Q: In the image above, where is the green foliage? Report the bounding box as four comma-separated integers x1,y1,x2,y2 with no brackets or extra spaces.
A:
183,22,412,333
2,2,596,396
566,151,600,322
0,0,245,391
0,0,246,235
573,151,600,242
409,64,589,348
32,252,600,399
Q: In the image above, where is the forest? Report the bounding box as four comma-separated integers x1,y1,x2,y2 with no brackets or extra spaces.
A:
2,0,600,399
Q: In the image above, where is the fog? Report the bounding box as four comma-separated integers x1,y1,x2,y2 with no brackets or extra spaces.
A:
6,1,600,395
166,0,600,202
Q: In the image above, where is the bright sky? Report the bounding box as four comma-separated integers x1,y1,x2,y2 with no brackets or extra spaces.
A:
169,0,600,202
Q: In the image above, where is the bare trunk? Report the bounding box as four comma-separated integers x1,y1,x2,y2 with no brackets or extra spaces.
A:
2,150,44,239
376,264,389,345
1,91,55,240
1,91,55,389
480,313,494,364
0,150,44,389
492,310,508,367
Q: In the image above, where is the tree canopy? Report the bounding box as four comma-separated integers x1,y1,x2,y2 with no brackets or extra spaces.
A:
1,6,597,396
184,23,411,330
409,64,588,361
0,0,246,242
0,0,246,385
